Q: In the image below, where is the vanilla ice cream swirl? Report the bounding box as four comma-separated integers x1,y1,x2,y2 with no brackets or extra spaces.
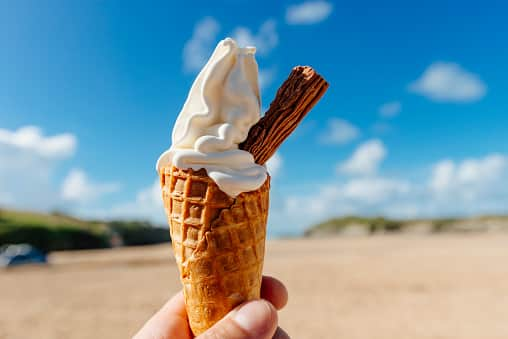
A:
156,38,267,197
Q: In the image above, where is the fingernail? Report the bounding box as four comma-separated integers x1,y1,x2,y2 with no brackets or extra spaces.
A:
232,300,276,333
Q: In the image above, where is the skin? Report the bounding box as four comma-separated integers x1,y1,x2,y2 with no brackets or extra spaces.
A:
134,276,289,339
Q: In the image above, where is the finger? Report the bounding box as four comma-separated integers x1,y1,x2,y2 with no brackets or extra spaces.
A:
133,291,192,339
198,299,278,339
272,327,290,339
158,290,187,318
261,276,288,310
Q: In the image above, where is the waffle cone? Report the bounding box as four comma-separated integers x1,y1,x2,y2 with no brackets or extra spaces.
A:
160,166,270,335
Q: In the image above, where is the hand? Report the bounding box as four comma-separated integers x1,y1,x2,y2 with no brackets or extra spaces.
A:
134,276,290,339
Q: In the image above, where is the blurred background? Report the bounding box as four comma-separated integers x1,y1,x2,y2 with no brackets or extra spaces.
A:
1,1,508,338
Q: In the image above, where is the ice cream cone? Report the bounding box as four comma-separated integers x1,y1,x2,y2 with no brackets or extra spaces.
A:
160,165,270,336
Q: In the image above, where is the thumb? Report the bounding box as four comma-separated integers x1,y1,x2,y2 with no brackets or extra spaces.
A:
197,300,278,339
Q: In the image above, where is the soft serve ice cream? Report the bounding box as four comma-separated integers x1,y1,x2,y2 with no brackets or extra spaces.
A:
156,38,267,197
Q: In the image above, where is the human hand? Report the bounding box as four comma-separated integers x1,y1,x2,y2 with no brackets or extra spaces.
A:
134,275,289,339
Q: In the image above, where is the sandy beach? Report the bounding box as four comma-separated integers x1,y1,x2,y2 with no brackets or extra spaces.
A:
1,235,508,339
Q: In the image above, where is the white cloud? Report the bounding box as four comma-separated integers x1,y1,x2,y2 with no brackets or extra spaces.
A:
379,101,401,118
319,118,360,145
286,1,333,25
430,154,508,201
429,160,455,194
0,125,76,159
458,155,506,182
409,62,486,102
279,152,508,235
183,17,220,73
232,19,278,56
0,126,77,211
183,18,278,75
338,139,387,176
285,194,329,216
83,179,166,224
136,179,163,208
342,177,411,204
0,125,122,214
113,179,164,220
266,152,283,177
61,169,120,204
258,67,276,89
282,176,412,232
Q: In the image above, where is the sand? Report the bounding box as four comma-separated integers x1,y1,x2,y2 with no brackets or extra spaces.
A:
1,234,508,339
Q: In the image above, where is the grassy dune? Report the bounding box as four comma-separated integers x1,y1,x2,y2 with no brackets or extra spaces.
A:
305,215,508,237
0,209,169,252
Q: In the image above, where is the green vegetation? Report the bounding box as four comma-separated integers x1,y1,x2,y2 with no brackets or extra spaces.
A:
304,216,403,236
305,215,508,237
109,221,170,247
428,218,458,232
0,209,169,253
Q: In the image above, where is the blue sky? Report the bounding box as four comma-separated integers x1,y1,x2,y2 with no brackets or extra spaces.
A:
1,0,508,236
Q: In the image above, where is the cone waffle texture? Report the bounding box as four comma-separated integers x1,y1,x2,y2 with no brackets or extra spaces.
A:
160,166,270,335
